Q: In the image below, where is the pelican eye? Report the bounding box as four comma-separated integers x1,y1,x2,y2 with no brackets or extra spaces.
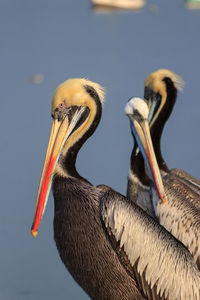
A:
54,104,70,121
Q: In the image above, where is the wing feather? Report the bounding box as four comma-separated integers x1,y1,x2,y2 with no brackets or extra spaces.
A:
171,168,200,200
100,187,200,300
151,174,200,267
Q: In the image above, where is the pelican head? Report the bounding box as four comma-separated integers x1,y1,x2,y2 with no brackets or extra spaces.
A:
144,69,184,127
31,78,105,237
125,97,166,203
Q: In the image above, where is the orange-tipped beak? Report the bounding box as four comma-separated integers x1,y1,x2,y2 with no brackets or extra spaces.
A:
31,117,69,237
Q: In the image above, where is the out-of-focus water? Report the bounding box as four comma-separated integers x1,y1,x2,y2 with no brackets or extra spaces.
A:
1,0,200,299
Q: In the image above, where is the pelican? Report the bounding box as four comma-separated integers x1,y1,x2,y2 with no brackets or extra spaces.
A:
145,69,200,266
127,73,200,269
31,79,200,300
144,69,200,196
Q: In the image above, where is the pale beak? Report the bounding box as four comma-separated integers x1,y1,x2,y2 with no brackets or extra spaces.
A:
31,107,86,237
129,116,166,203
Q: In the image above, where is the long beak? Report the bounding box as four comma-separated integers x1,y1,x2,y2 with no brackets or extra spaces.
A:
130,116,166,203
31,107,86,237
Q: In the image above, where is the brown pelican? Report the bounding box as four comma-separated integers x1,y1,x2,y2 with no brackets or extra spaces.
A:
145,69,200,267
31,79,200,300
145,69,200,195
127,74,200,269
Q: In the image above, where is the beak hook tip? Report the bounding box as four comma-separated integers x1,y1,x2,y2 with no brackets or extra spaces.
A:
31,229,38,238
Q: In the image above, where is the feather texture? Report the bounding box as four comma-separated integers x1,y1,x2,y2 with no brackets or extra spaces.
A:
171,168,200,198
151,174,200,267
100,187,200,300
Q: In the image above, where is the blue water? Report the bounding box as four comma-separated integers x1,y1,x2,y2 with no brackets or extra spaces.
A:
1,0,200,299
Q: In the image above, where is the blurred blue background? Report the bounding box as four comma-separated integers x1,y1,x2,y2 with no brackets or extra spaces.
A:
1,0,200,299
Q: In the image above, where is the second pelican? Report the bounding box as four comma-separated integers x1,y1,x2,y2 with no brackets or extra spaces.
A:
126,88,200,269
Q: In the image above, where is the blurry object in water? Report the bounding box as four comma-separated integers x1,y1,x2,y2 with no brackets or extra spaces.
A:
27,74,44,84
149,4,159,13
92,0,146,10
186,0,200,9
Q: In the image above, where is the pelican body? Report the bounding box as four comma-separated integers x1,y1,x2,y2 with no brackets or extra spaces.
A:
31,80,200,300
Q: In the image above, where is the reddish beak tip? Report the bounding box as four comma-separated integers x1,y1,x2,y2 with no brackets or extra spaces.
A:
31,229,38,238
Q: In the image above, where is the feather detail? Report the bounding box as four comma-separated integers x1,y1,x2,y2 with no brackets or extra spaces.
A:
151,174,200,267
145,69,184,92
100,188,200,300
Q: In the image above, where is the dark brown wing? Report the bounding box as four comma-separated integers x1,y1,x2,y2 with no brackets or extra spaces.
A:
99,186,200,300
